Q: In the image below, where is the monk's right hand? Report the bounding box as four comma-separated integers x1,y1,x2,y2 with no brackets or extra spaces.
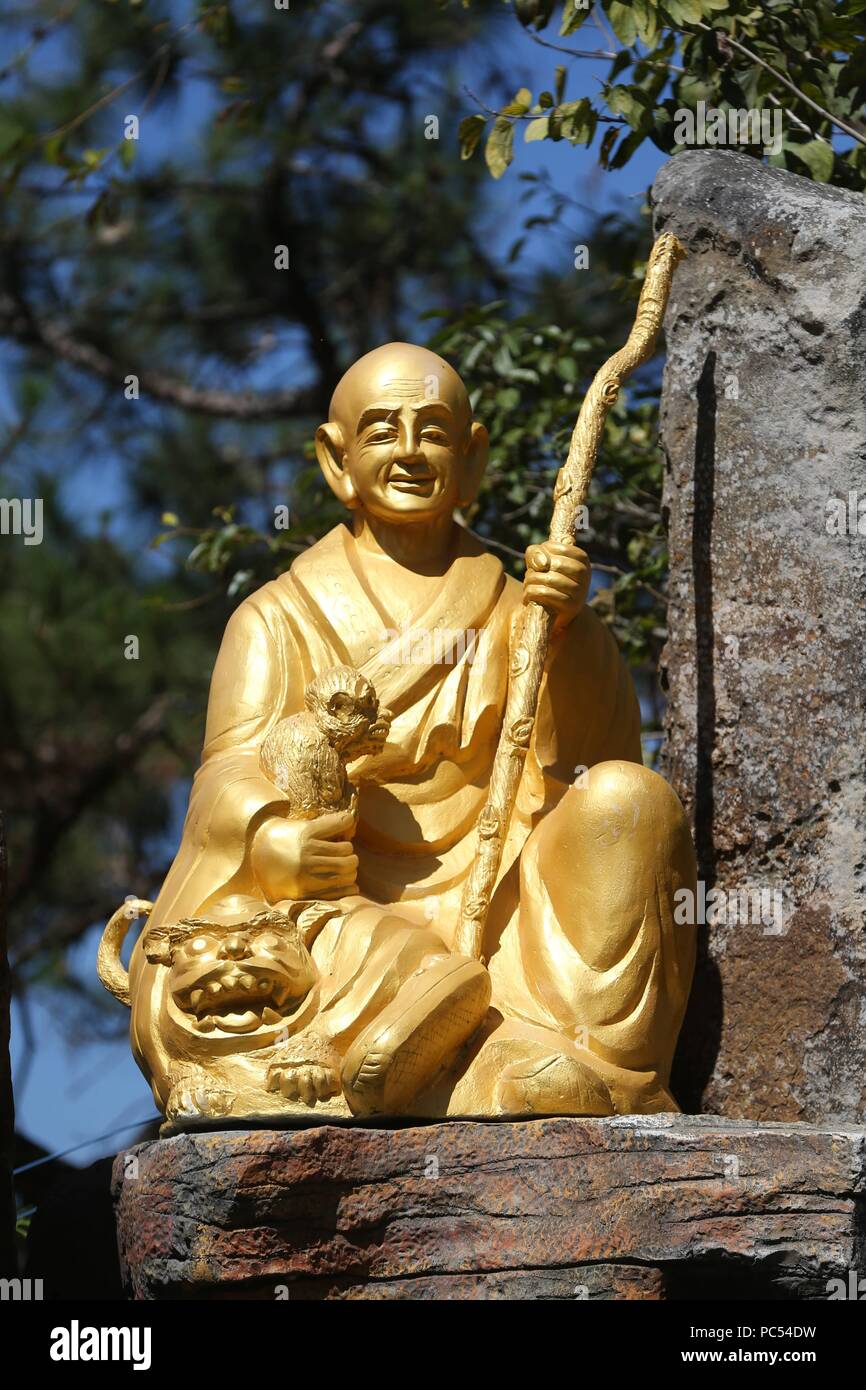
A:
250,809,359,901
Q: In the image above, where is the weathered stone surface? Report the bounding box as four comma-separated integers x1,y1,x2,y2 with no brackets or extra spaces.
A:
652,150,866,1123
113,1116,866,1300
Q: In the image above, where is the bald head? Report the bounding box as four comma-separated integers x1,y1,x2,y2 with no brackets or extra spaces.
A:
329,342,473,435
316,342,487,527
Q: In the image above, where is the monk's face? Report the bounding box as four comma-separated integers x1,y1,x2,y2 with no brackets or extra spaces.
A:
316,344,487,524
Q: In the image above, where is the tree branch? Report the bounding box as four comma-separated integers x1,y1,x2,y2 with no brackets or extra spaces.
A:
0,292,322,420
8,695,176,910
698,21,866,148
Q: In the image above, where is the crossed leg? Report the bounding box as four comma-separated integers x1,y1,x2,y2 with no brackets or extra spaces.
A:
266,907,490,1114
266,761,695,1118
445,760,697,1117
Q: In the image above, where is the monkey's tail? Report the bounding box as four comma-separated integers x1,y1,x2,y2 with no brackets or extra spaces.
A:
96,898,154,1007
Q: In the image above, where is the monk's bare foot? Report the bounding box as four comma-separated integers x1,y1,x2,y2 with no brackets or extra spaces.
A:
341,956,491,1117
266,1031,341,1105
496,1050,613,1117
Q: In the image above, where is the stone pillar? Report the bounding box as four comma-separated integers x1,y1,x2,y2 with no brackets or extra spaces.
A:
652,150,866,1122
113,1118,866,1300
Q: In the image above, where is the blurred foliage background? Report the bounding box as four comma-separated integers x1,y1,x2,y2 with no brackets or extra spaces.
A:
1,0,864,1024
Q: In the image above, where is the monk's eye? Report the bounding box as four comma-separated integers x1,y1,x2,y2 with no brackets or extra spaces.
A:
365,428,396,445
420,426,449,444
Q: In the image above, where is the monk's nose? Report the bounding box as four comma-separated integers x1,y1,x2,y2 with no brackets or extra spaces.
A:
219,934,249,960
395,417,423,459
395,440,425,463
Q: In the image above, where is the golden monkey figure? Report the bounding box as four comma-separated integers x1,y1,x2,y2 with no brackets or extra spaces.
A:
98,343,696,1132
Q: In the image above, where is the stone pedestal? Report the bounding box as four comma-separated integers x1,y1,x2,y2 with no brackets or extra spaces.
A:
112,1117,866,1300
652,150,866,1123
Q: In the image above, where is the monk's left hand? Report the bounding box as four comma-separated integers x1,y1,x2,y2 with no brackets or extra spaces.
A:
523,541,590,630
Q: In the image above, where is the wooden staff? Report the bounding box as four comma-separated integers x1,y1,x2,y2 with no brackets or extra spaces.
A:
453,230,686,961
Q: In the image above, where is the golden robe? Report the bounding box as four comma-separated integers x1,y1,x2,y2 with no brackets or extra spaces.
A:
132,522,694,1116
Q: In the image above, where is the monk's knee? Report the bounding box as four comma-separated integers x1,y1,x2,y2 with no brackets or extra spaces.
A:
580,760,689,842
529,761,695,971
536,760,694,886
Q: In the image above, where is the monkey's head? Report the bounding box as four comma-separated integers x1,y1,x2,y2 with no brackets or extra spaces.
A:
304,665,391,757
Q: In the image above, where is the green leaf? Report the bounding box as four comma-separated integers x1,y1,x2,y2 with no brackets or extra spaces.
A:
560,0,593,36
838,44,866,97
609,127,646,168
792,138,835,183
557,97,596,144
663,0,703,22
82,147,109,170
609,49,633,81
44,134,67,166
605,84,651,131
606,1,638,46
514,0,556,27
525,116,550,142
458,114,486,160
632,0,659,46
0,116,26,160
120,138,137,170
485,117,515,179
227,569,253,597
677,74,714,105
501,87,533,115
599,124,619,167
555,64,567,104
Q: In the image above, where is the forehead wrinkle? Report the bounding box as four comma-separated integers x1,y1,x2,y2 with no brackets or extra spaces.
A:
379,377,430,397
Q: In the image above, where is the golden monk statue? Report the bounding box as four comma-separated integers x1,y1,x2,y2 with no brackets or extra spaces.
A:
99,277,696,1131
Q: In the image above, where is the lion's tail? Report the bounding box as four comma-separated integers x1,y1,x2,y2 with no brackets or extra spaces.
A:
96,898,153,1006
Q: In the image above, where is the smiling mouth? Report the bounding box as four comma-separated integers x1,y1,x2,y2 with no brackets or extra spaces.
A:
388,470,436,491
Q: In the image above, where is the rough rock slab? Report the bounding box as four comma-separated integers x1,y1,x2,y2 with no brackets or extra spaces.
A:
112,1116,866,1300
652,150,866,1123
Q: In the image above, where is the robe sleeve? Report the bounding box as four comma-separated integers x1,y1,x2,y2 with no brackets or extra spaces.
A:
148,588,305,926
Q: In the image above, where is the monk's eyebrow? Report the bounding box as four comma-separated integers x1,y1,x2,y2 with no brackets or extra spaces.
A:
355,400,455,435
356,405,399,434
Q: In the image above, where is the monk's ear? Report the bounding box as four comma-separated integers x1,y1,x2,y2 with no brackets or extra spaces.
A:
457,421,488,509
316,422,359,509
